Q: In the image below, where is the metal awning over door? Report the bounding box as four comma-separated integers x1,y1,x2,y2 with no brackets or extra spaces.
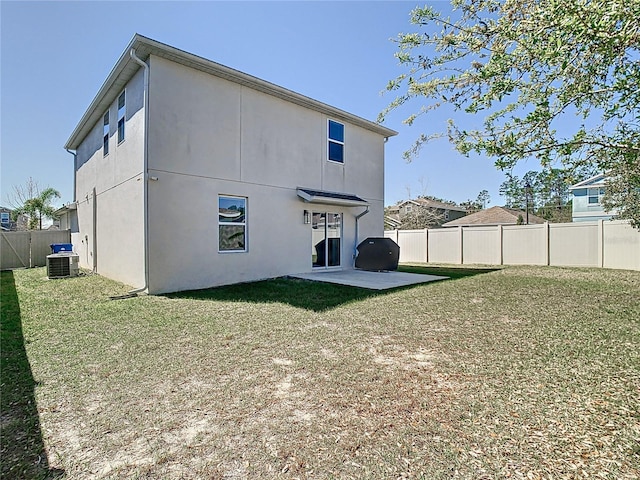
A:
296,188,368,207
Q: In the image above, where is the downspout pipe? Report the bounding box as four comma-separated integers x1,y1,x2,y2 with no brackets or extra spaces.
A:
129,48,150,294
65,148,77,203
354,206,369,266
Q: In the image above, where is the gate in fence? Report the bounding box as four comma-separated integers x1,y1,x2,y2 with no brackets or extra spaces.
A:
1,230,71,270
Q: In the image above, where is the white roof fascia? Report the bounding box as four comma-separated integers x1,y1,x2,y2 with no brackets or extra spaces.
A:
569,173,607,190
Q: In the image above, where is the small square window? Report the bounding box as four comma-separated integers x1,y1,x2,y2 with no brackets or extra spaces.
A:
588,187,604,205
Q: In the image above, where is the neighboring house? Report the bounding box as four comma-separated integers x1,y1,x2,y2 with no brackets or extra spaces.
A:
385,198,467,229
568,173,615,222
53,203,79,232
64,34,397,294
0,207,28,231
441,206,545,227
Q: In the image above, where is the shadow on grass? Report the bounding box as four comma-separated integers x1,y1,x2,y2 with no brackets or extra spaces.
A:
0,271,64,479
398,265,502,280
165,266,497,312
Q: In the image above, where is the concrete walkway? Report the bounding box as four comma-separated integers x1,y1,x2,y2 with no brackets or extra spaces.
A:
289,269,448,290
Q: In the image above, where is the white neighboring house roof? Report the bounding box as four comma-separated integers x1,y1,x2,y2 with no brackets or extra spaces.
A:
569,173,608,190
54,203,77,216
65,34,398,150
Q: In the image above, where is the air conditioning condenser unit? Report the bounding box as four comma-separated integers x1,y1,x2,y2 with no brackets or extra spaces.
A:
47,253,80,278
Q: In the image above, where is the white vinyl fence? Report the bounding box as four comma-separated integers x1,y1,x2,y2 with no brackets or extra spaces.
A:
1,230,71,270
384,220,640,271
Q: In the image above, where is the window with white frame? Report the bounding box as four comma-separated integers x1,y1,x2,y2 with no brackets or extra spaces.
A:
1,212,9,224
328,120,344,163
219,196,247,252
117,91,126,143
103,111,109,156
588,187,605,205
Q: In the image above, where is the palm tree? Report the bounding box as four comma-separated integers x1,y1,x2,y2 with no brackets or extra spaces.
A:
12,187,61,230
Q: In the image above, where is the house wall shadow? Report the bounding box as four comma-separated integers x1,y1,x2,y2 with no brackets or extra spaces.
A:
1,271,64,479
165,277,385,312
165,268,498,312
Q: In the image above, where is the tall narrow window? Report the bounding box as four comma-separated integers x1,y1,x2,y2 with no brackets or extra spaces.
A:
328,120,344,163
117,91,126,143
103,111,109,156
219,196,247,252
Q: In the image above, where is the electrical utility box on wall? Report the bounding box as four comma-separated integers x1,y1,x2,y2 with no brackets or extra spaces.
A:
46,253,80,278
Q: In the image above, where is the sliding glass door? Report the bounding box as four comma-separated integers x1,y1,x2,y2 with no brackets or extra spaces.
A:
311,212,342,268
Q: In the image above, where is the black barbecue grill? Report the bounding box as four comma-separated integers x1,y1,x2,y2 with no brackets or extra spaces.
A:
355,237,400,271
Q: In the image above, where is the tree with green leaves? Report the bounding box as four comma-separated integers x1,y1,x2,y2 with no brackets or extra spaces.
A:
11,186,61,230
498,168,593,222
380,0,640,227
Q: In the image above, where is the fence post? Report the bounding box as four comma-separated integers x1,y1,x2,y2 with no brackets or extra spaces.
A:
598,219,604,268
498,225,503,265
424,228,429,264
458,226,464,265
544,222,550,266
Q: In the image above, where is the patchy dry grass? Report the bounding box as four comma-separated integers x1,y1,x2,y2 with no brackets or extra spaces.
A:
1,265,639,479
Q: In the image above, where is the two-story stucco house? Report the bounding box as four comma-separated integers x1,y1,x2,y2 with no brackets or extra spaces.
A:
64,35,397,294
569,173,615,222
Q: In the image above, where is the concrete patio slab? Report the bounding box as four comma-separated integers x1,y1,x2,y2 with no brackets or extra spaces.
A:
289,269,448,290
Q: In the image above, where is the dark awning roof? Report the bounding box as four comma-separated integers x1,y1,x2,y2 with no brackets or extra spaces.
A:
297,188,369,207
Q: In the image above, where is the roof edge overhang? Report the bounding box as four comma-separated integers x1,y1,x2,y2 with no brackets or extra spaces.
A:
297,188,369,207
65,34,398,150
569,173,608,190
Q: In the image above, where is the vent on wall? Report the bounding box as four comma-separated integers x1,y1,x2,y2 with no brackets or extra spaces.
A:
47,254,80,278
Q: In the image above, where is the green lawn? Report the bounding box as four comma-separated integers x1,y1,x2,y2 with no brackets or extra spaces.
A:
1,266,639,479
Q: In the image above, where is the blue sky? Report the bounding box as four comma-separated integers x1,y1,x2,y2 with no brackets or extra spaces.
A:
1,0,524,209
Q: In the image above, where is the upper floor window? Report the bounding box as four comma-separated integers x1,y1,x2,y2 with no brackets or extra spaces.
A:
117,91,126,143
103,111,109,156
219,195,247,252
328,120,344,163
588,187,605,205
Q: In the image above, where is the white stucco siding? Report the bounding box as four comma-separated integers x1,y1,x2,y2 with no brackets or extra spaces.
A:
144,54,387,293
146,173,313,294
342,127,385,203
73,68,146,288
146,173,384,294
240,87,323,188
147,55,242,181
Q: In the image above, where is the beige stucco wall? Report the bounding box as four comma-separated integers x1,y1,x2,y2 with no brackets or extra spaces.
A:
145,55,386,294
74,68,146,288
